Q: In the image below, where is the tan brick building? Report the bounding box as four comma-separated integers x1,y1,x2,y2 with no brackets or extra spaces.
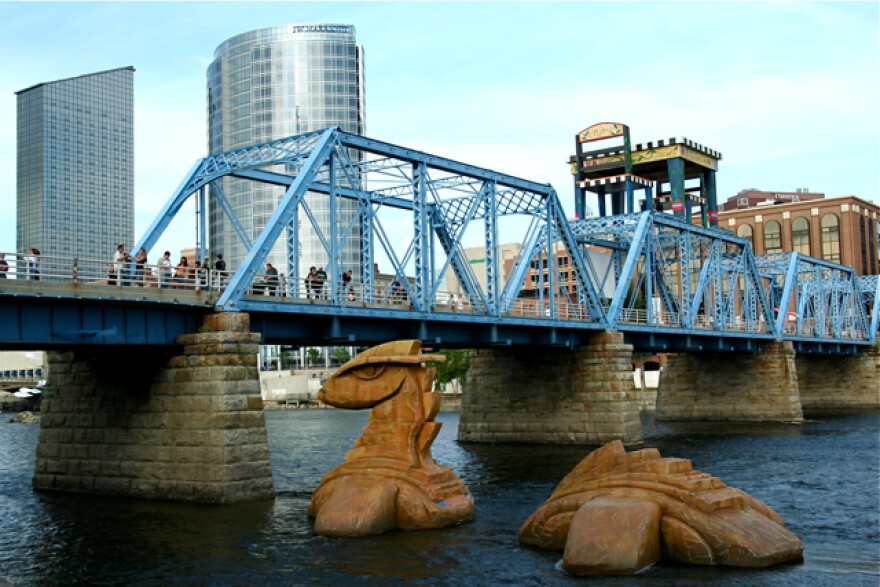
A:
719,195,880,276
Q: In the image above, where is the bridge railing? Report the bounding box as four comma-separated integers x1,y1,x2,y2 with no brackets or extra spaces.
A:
616,308,778,334
0,251,869,340
0,252,211,290
248,275,595,321
0,252,597,322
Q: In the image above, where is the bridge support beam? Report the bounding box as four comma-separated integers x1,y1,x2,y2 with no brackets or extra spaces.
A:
33,313,275,503
656,341,803,423
796,347,880,414
458,332,642,445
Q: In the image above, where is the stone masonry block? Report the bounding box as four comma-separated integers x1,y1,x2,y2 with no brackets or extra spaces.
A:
203,312,250,333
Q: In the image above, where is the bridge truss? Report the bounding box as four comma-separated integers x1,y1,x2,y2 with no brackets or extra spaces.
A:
755,253,874,353
131,127,875,353
139,128,608,315
560,213,774,342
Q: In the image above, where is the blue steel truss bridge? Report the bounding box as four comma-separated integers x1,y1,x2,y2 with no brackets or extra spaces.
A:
1,128,877,354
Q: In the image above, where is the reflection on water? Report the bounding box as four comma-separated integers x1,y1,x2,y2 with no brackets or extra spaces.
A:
0,410,877,586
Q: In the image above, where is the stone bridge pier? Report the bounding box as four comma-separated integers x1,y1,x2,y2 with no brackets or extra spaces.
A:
656,342,880,422
458,332,643,445
656,341,803,423
796,346,880,415
33,313,274,503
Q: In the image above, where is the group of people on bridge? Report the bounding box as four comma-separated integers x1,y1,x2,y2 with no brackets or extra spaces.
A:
107,245,228,290
2,246,420,309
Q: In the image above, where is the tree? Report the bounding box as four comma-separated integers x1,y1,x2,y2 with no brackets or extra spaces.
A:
306,347,321,366
332,346,351,365
433,349,470,393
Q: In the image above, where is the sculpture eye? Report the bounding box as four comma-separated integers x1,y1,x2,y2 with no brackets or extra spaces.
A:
352,365,385,380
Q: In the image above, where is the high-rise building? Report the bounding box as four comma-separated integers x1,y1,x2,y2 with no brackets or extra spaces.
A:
207,24,366,282
16,67,135,264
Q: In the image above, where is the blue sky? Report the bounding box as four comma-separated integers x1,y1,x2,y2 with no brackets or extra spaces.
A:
0,1,877,259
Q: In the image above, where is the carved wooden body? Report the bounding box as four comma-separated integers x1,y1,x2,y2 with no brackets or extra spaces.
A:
309,340,474,536
520,441,803,575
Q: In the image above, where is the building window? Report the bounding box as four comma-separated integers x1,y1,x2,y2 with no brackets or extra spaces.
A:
821,213,840,262
736,224,754,248
764,220,782,254
870,220,877,274
737,198,749,207
860,216,868,275
791,217,810,255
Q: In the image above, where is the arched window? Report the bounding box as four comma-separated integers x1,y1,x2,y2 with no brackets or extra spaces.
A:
791,217,811,255
821,214,840,262
764,220,782,254
736,224,754,248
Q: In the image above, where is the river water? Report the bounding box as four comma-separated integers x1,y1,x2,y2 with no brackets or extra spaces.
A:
1,409,878,586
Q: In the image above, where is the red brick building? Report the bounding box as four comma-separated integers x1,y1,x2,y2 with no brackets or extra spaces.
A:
719,194,880,276
719,188,825,211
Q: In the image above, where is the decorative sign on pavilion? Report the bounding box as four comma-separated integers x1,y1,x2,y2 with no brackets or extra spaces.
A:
577,122,628,144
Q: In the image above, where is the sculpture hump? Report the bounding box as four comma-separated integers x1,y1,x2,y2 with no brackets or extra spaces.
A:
520,441,803,575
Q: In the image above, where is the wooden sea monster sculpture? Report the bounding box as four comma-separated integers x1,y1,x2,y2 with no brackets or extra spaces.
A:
520,441,803,575
308,340,474,537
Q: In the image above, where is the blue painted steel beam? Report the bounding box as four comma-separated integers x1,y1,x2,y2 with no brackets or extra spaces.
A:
197,187,207,263
231,168,416,211
134,159,204,255
217,127,339,310
485,181,499,315
340,133,556,195
606,212,650,328
0,297,204,347
209,180,252,249
413,161,430,311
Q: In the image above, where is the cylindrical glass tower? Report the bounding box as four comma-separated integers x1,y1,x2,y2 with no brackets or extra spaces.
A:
207,24,365,284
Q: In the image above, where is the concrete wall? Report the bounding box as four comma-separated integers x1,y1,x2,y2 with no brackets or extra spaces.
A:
459,332,642,444
33,313,275,503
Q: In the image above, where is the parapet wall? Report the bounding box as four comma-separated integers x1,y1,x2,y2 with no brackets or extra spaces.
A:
33,313,275,503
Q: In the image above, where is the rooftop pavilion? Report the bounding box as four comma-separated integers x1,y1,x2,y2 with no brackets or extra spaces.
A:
570,122,722,227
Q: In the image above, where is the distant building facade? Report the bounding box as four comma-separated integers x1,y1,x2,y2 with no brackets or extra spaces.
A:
442,244,522,297
16,67,134,263
515,245,615,303
207,24,366,281
719,188,824,211
720,194,880,276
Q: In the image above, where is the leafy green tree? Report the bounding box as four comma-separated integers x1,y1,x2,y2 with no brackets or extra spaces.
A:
433,349,470,393
332,346,351,365
306,347,321,366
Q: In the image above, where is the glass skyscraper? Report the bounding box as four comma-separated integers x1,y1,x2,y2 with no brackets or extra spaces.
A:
207,24,365,282
16,67,135,264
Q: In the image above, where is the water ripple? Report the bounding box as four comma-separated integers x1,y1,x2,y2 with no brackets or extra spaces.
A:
0,410,877,586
